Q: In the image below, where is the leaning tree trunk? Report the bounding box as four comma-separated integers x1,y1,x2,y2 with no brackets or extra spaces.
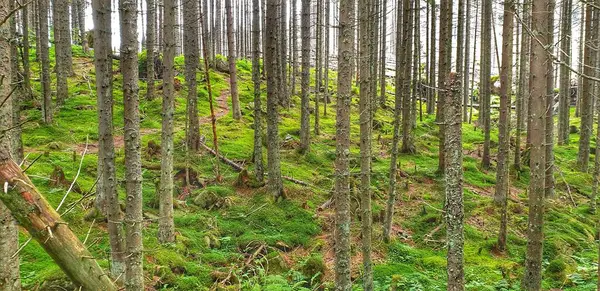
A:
522,0,549,287
252,0,264,182
183,0,200,151
495,0,514,253
299,0,311,153
445,72,465,291
159,0,176,244
39,0,52,123
225,0,242,119
266,0,284,200
334,0,355,288
0,3,20,287
119,0,144,289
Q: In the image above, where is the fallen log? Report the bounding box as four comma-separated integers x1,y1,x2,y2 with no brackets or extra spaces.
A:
0,159,117,290
199,142,312,187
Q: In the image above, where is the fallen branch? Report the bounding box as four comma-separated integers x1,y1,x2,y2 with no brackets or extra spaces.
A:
555,165,576,207
56,136,88,211
317,197,333,211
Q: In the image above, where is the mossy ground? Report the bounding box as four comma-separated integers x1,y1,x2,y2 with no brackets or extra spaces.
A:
16,45,600,290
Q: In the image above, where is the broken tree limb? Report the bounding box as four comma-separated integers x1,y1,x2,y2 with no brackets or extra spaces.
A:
199,142,312,187
0,160,117,290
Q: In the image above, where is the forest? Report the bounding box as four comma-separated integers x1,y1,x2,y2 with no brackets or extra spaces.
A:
0,0,596,290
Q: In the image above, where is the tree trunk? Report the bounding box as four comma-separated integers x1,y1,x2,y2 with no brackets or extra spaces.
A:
279,0,288,107
226,0,242,119
400,0,414,154
437,0,452,172
324,0,330,116
444,72,465,291
71,1,79,44
146,0,156,100
456,0,464,121
22,4,32,101
358,0,373,288
202,0,213,65
252,0,264,182
40,0,52,123
215,0,221,54
334,0,355,288
427,0,436,115
557,0,572,145
291,0,298,96
119,0,144,289
266,0,284,200
379,0,387,109
0,3,20,287
299,0,311,153
462,0,470,122
159,0,176,244
496,0,514,253
522,0,549,287
9,0,22,164
53,0,71,105
545,0,555,198
577,2,596,172
77,0,87,52
480,0,491,169
184,0,200,150
314,0,322,135
515,0,530,171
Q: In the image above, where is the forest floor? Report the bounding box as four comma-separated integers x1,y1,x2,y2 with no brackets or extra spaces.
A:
15,46,600,290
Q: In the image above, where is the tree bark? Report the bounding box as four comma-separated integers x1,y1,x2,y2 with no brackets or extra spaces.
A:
21,3,32,101
299,0,310,153
557,0,572,145
480,0,491,169
291,0,298,97
77,0,87,52
427,0,436,115
379,0,387,109
146,0,156,100
545,0,555,199
522,0,549,287
279,0,288,107
159,0,176,244
226,0,242,119
9,0,22,164
266,0,284,200
400,0,414,153
183,0,200,151
334,0,355,288
53,0,72,105
252,0,264,182
444,72,465,291
515,0,530,171
496,0,514,253
437,0,452,172
577,2,596,172
39,0,52,123
314,0,322,135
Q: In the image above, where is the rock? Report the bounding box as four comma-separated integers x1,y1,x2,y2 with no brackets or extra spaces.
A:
214,58,229,73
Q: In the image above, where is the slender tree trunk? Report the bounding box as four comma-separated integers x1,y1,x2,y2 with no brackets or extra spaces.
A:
146,0,156,100
0,3,20,287
53,0,71,105
545,0,555,198
379,0,387,109
226,0,242,119
21,4,32,102
401,0,414,153
252,0,264,182
9,0,22,164
557,0,572,145
279,0,288,107
203,0,213,64
576,2,585,119
515,0,530,171
92,0,126,279
334,0,355,287
522,0,549,287
358,0,373,288
384,0,403,244
40,0,52,124
462,0,470,122
437,0,452,172
291,0,298,96
496,0,514,253
266,0,284,200
71,1,79,44
445,72,465,291
456,0,464,119
480,0,492,169
469,0,479,124
427,0,436,115
578,2,596,172
299,0,311,153
77,0,87,52
324,0,330,116
183,0,200,151
315,0,322,135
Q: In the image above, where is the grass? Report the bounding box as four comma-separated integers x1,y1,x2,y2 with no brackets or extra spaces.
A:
14,44,600,290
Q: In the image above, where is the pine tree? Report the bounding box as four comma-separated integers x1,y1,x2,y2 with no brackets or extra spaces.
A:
252,0,264,182
146,0,157,100
39,0,52,123
299,0,311,153
53,0,72,105
226,0,242,119
577,2,596,172
183,0,200,150
480,0,492,169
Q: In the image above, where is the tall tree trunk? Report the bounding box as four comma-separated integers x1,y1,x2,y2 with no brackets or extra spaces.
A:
515,0,530,171
77,0,87,52
445,72,465,291
437,0,452,172
215,0,221,54
314,0,322,135
22,4,32,100
119,0,144,289
147,0,156,100
334,0,355,287
545,0,555,198
456,0,464,120
299,0,311,153
427,0,436,115
279,0,288,107
462,0,470,121
252,0,264,182
71,1,79,44
291,0,298,96
9,0,22,164
92,0,126,279
266,0,284,200
400,0,414,153
384,0,403,244
159,0,176,244
184,0,200,150
577,2,596,172
174,0,181,55
522,0,549,287
480,0,491,169
53,0,71,105
358,0,373,288
576,2,585,119
468,0,479,124
202,0,213,65
496,0,514,253
324,0,330,116
379,0,387,109
40,0,52,124
557,0,572,145
226,0,242,119
0,2,20,287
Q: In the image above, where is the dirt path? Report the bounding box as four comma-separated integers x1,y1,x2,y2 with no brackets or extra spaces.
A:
77,77,231,154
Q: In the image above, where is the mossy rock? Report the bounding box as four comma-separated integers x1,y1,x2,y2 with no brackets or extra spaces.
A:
299,254,325,283
546,258,568,281
47,141,65,150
